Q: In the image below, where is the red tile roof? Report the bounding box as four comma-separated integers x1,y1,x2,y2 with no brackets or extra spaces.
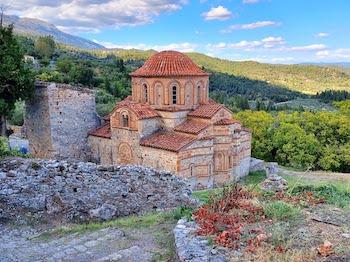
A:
140,131,196,152
214,118,241,125
115,99,159,120
130,51,211,77
174,119,210,134
89,123,111,139
188,103,223,119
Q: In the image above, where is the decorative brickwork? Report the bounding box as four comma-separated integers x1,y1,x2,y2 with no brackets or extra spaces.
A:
89,51,252,189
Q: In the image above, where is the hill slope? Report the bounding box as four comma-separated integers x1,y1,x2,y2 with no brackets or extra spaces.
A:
105,49,350,94
3,15,104,50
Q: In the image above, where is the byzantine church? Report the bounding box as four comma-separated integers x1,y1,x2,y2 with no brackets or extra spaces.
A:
89,51,251,188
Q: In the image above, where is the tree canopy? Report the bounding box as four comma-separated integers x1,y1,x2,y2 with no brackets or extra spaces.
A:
0,24,35,135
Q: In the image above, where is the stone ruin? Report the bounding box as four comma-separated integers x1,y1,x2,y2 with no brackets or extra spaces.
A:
260,162,288,191
0,158,196,223
24,81,100,161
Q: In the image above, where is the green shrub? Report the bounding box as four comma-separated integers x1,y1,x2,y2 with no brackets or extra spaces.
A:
171,206,193,220
291,184,350,209
9,101,25,126
264,201,300,220
0,137,10,157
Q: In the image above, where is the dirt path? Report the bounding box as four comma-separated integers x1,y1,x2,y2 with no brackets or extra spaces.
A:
0,220,178,262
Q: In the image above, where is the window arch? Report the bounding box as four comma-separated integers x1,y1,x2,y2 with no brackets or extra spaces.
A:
190,164,194,176
208,163,213,175
216,152,224,170
143,83,148,102
121,112,129,127
172,85,177,104
197,85,201,104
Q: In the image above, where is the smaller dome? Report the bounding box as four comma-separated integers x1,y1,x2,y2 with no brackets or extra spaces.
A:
130,50,210,77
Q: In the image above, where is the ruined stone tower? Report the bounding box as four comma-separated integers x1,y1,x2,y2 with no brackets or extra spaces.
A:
25,82,100,161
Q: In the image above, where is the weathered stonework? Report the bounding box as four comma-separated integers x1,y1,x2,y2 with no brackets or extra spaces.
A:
25,82,100,161
89,51,252,189
0,157,195,223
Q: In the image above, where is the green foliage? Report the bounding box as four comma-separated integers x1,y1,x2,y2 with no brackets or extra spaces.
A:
56,57,73,74
235,111,275,160
272,123,319,170
242,171,267,187
209,72,305,103
236,110,350,172
35,35,56,59
0,24,35,119
316,90,350,102
291,184,350,209
0,137,10,157
264,201,300,220
8,101,24,126
171,206,193,220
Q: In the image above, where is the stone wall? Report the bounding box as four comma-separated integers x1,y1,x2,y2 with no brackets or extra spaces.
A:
25,82,100,161
0,158,196,223
88,136,113,165
25,83,54,158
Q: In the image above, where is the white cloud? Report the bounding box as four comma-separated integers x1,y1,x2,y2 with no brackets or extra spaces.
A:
202,6,232,21
316,48,350,59
290,44,327,51
207,36,285,51
1,0,187,33
222,21,279,33
243,0,260,4
93,40,198,52
315,32,329,38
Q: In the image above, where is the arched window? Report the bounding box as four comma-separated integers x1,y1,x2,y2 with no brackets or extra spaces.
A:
143,84,148,102
190,164,194,176
208,163,213,175
197,86,201,104
122,113,129,127
172,85,177,104
216,152,224,170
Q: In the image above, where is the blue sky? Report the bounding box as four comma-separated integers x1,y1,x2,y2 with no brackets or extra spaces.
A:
3,0,350,63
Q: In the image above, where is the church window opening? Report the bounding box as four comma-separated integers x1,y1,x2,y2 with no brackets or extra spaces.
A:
172,85,177,104
143,84,148,102
122,114,129,127
197,86,201,104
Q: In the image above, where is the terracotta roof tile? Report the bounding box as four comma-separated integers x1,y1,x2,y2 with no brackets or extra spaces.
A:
115,99,159,120
89,123,111,139
188,103,223,118
130,51,211,77
214,118,241,125
174,119,210,134
140,131,196,152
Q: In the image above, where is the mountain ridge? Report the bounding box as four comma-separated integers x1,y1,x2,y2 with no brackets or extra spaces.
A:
3,15,104,50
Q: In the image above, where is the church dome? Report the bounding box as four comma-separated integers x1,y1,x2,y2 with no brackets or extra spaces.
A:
130,50,210,77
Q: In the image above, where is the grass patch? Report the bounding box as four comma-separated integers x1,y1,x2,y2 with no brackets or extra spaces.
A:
264,201,300,220
151,224,176,262
171,205,193,220
38,206,195,240
192,188,222,204
241,171,266,187
39,212,171,239
283,174,350,209
291,184,350,209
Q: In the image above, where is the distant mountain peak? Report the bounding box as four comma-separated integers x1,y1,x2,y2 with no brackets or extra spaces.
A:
3,15,104,50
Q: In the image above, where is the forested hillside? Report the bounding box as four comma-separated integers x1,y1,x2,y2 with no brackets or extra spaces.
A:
97,49,350,95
